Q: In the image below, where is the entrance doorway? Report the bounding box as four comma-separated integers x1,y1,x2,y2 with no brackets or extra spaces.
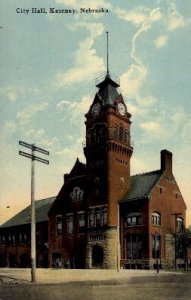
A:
92,245,104,268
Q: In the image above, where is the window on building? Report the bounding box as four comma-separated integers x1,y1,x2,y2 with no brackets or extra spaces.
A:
89,210,95,227
127,234,142,259
88,206,107,227
114,127,118,139
56,215,63,236
19,233,22,243
66,214,73,234
126,213,142,226
119,126,124,142
78,212,85,228
152,234,160,259
124,130,129,144
95,209,101,227
0,236,5,246
23,233,27,242
152,212,161,226
12,235,16,244
177,217,183,230
102,208,107,226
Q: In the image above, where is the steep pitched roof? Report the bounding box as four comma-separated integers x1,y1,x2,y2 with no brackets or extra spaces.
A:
96,74,120,106
69,158,86,178
1,197,55,228
120,170,162,203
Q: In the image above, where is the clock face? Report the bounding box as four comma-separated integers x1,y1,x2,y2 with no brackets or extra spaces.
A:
117,103,126,116
91,103,101,117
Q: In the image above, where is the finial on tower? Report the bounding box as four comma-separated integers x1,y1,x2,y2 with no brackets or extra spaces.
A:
106,31,109,76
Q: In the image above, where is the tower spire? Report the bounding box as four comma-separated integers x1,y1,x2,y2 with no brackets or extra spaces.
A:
106,31,109,76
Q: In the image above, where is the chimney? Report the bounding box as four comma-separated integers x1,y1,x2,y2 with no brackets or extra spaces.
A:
160,149,173,173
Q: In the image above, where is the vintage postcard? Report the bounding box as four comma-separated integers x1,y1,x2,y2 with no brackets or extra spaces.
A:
0,0,191,299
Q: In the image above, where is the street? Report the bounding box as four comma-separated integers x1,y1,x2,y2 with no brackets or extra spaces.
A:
0,272,191,300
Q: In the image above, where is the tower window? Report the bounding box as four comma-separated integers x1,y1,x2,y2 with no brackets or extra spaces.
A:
119,126,124,142
124,130,129,144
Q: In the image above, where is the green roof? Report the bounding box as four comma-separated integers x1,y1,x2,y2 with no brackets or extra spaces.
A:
121,170,162,203
1,197,55,228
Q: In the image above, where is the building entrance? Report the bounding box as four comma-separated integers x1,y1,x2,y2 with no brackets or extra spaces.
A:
92,245,104,268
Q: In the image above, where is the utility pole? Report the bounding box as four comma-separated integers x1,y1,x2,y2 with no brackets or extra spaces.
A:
19,141,49,282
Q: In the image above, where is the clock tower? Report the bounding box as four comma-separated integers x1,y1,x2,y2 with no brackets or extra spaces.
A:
84,71,133,268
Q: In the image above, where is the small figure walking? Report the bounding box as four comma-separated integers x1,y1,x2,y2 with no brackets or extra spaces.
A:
156,260,160,273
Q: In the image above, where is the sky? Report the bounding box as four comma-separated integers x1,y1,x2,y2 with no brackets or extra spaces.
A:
0,0,191,226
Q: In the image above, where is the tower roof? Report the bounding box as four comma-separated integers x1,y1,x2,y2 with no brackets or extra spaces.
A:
96,74,120,106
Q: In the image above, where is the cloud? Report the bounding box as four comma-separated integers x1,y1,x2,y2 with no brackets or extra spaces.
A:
57,95,92,121
25,128,58,150
140,121,161,132
167,3,189,32
154,35,168,48
131,156,148,174
1,121,16,140
25,128,45,140
55,23,105,87
0,87,23,102
67,22,104,38
116,7,148,26
137,95,157,106
118,6,162,106
120,64,147,99
54,0,112,9
17,102,49,125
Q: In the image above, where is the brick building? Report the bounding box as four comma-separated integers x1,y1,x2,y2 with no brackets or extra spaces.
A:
0,197,55,268
48,73,187,269
0,72,187,270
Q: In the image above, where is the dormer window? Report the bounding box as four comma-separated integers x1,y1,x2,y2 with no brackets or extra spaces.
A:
126,213,142,226
152,212,161,226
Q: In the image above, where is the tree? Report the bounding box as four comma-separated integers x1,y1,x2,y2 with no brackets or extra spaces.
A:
171,225,191,271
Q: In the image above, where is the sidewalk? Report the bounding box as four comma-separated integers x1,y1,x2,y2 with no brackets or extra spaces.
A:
0,268,184,284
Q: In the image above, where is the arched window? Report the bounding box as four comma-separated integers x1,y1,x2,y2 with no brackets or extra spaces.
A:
114,127,118,139
126,213,142,226
119,126,124,142
177,217,183,230
124,130,129,144
152,212,161,226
